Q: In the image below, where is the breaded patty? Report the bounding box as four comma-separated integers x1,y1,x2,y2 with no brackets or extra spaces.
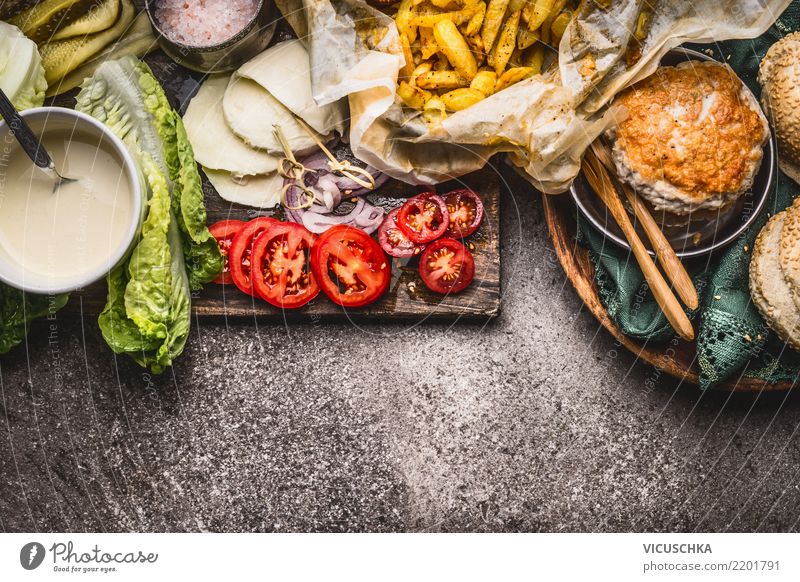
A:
609,61,769,215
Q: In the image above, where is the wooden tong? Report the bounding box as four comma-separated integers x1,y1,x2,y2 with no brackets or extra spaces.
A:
589,141,698,311
582,147,696,341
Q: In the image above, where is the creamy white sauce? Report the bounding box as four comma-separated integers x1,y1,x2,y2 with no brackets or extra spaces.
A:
0,130,133,283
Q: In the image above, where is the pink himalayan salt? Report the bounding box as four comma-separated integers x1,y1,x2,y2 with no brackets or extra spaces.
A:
154,0,259,47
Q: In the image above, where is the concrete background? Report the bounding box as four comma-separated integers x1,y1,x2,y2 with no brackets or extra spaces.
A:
2,172,800,533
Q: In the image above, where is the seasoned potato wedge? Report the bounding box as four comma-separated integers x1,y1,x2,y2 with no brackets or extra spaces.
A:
423,96,448,123
464,1,486,36
540,0,565,42
398,81,432,109
420,26,438,59
411,6,478,27
481,0,510,52
519,42,545,74
395,0,417,43
493,9,520,74
416,69,469,89
549,10,571,43
495,66,533,91
433,19,478,79
528,0,555,31
470,69,497,95
441,87,486,110
399,32,417,78
516,26,539,50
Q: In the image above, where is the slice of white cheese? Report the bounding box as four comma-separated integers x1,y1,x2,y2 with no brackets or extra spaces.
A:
183,75,279,177
236,39,346,136
222,76,321,156
203,167,284,209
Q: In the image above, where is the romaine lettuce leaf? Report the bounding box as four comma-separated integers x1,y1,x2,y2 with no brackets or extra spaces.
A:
77,56,219,372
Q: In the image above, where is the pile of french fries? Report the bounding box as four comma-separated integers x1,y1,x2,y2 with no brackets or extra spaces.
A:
389,0,574,122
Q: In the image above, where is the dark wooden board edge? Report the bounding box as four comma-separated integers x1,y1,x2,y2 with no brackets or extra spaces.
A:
542,192,794,392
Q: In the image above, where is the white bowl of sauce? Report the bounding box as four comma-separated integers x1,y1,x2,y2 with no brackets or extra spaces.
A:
0,107,143,294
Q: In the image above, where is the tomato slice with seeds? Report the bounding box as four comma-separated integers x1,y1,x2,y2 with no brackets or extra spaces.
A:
397,192,449,244
229,217,280,296
377,208,425,258
251,222,319,309
418,238,475,294
444,189,484,238
311,225,390,308
209,220,245,284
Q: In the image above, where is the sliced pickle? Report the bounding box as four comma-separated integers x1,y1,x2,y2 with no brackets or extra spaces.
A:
40,0,135,87
47,10,156,96
9,0,103,44
50,0,121,41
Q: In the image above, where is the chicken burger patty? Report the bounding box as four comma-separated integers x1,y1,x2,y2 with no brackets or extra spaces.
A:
609,61,769,216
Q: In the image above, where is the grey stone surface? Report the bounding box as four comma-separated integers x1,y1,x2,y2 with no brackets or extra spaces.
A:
2,171,800,533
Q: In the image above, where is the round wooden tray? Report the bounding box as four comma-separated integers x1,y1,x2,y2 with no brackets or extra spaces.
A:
541,192,793,392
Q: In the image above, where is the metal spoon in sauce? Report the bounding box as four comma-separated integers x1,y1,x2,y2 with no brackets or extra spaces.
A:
0,88,78,194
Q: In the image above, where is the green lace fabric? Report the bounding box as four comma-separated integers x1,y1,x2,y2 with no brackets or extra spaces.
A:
577,3,800,389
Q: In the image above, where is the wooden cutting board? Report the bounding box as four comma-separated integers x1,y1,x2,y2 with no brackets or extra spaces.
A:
62,166,501,321
49,51,501,322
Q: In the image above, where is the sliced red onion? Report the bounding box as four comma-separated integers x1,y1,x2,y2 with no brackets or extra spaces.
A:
282,152,387,234
301,198,386,234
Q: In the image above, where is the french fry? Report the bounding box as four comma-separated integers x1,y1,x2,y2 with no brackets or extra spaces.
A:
521,1,532,24
395,0,417,44
423,96,448,123
520,42,545,74
470,70,497,95
548,10,571,44
399,32,416,79
434,52,452,70
411,6,478,28
634,9,651,40
417,70,469,89
540,0,565,42
528,0,555,31
420,26,438,59
440,87,485,110
480,0,510,53
516,26,539,49
430,0,458,7
463,1,486,36
495,66,533,91
411,61,434,84
397,81,432,109
465,33,485,57
493,9,520,75
508,0,527,11
433,19,478,80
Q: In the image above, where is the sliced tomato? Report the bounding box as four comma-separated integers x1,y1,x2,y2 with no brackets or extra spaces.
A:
419,238,475,294
229,217,280,296
311,225,390,307
377,208,425,258
444,189,484,238
396,192,449,244
209,220,245,284
251,222,319,308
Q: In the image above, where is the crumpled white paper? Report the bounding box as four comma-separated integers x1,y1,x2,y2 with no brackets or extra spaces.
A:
277,0,792,193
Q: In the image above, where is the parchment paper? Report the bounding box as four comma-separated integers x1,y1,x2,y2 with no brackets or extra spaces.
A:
276,0,792,193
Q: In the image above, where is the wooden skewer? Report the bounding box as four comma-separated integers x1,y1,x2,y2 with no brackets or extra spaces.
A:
582,152,695,342
589,141,699,310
